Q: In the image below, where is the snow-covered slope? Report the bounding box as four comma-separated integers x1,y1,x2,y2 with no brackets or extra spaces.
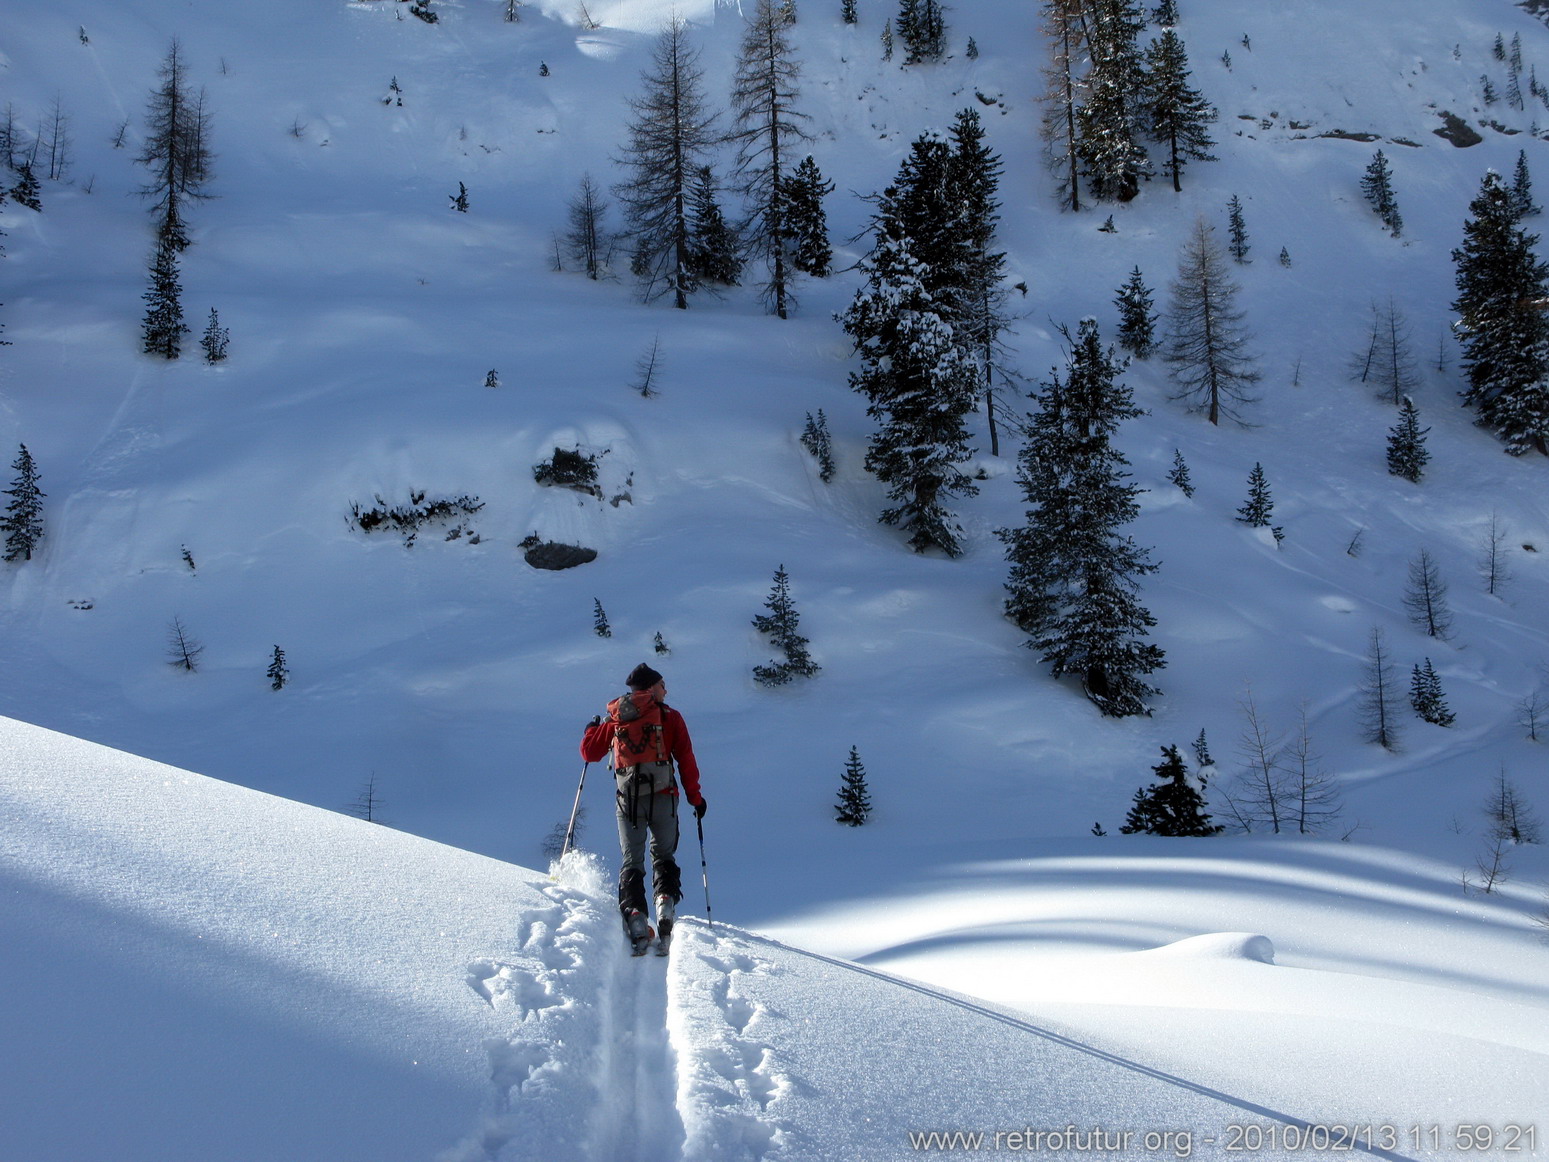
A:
6,714,1543,1161
4,0,1549,1155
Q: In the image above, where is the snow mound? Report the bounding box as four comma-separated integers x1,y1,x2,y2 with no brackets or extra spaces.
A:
1142,932,1277,964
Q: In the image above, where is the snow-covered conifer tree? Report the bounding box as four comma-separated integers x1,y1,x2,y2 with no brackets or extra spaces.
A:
1410,658,1455,726
1236,462,1274,527
840,212,978,557
684,165,743,287
998,319,1164,717
1,444,45,563
783,155,833,278
1360,149,1403,237
835,746,872,825
1452,169,1549,456
1076,0,1150,203
895,0,947,64
1386,396,1429,482
1226,194,1250,262
1144,29,1216,193
1114,266,1157,358
1120,745,1221,835
752,564,820,685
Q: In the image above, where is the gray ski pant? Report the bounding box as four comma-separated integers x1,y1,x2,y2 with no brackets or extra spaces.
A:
616,789,682,919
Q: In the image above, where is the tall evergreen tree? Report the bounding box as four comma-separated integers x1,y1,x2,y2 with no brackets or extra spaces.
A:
684,164,743,287
141,233,188,359
728,0,810,319
1144,29,1216,193
835,746,873,825
1451,169,1549,456
895,0,947,64
1120,745,1221,835
1360,149,1403,237
947,108,1011,456
842,0,858,23
998,319,1165,717
1076,0,1150,204
1,444,44,563
840,216,979,556
1386,396,1430,482
1163,217,1260,425
614,17,720,309
783,155,833,278
1114,265,1157,358
753,563,820,685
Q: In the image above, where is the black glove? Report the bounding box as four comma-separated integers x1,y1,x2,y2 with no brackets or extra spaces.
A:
694,798,707,819
587,714,602,728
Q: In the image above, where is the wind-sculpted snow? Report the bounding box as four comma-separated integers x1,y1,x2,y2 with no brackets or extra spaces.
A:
667,920,1350,1162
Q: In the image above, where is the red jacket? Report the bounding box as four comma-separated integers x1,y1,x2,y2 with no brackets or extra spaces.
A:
581,703,703,807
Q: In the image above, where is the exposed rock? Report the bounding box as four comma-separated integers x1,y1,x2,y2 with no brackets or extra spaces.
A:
523,541,598,570
1434,110,1483,147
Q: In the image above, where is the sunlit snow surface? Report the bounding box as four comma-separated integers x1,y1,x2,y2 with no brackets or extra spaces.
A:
2,0,1549,1156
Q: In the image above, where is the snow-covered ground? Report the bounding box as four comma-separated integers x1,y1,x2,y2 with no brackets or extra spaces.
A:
3,0,1549,1156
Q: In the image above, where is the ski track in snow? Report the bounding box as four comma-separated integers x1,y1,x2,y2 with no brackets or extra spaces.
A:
449,855,688,1162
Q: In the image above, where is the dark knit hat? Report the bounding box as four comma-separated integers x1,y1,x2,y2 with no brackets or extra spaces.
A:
625,662,664,690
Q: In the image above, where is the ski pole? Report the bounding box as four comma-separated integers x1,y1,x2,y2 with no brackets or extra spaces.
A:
696,811,713,929
560,761,590,863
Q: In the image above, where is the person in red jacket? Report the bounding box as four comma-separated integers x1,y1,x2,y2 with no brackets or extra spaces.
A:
581,663,706,952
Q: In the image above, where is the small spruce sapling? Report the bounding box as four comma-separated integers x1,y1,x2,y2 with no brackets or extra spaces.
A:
1410,658,1455,726
800,409,835,482
268,645,289,691
654,632,670,655
835,745,872,825
593,599,612,638
1226,194,1249,262
450,182,469,212
1386,396,1429,482
1167,449,1194,498
1114,267,1157,359
1236,462,1276,532
200,307,229,363
1120,745,1222,836
485,369,500,388
1360,150,1403,237
752,564,820,686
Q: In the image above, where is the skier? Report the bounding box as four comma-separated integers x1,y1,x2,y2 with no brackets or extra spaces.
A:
581,663,706,955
